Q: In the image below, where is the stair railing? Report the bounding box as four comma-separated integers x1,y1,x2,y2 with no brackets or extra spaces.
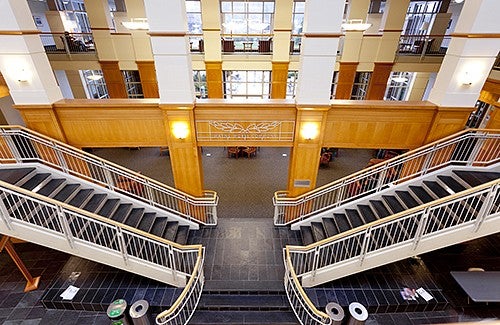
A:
0,126,218,225
0,179,205,325
283,179,499,324
274,129,500,225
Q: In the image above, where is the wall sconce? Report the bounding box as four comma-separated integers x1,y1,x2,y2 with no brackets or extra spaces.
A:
171,122,189,140
17,69,30,83
301,122,319,141
462,71,473,86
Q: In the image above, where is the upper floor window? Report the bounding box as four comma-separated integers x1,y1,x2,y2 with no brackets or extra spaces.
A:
122,70,144,99
351,72,371,100
223,70,271,99
82,70,109,99
403,1,441,36
330,71,339,99
55,0,91,33
186,0,203,34
286,71,299,99
221,1,274,35
193,70,208,99
385,72,414,101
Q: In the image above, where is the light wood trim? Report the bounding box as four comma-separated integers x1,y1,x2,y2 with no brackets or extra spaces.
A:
452,33,500,38
91,27,115,31
0,236,41,292
148,32,186,37
274,28,292,32
366,62,393,100
380,29,403,33
303,33,342,38
0,30,41,35
202,28,220,32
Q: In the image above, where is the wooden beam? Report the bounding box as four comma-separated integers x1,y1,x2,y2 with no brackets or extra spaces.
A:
0,236,41,292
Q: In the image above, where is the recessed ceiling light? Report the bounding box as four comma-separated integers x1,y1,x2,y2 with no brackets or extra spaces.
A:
206,153,212,157
282,153,288,157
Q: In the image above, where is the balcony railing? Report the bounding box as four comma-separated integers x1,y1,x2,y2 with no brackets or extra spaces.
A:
221,34,273,54
189,34,204,53
396,34,450,57
40,32,96,55
290,34,302,55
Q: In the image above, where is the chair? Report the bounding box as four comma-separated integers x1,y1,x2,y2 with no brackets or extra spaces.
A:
258,38,271,53
227,146,240,158
242,147,257,158
222,39,235,53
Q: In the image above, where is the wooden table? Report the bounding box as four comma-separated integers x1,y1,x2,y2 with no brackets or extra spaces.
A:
450,271,500,302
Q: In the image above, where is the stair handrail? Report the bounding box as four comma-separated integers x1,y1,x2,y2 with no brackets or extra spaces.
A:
283,178,499,324
284,248,332,325
274,128,500,225
0,179,205,325
0,125,218,225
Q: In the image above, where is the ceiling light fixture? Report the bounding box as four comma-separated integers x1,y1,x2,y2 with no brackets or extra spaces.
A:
86,72,103,81
391,76,408,83
341,19,372,32
122,18,149,30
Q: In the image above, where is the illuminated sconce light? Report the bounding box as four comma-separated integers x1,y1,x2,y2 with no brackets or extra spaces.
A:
122,18,149,30
462,71,473,86
341,19,372,32
17,69,30,83
172,122,189,140
301,122,319,140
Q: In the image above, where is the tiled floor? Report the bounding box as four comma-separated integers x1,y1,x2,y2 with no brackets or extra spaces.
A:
0,146,499,324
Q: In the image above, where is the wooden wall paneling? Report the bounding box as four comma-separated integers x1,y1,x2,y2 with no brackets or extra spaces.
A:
136,61,159,98
366,62,393,100
0,73,9,99
271,62,289,99
99,61,128,98
14,105,67,142
481,78,500,98
335,62,358,99
205,61,223,98
424,107,475,144
486,105,500,129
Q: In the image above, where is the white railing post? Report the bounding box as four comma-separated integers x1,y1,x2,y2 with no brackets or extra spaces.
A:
412,209,429,250
145,181,155,205
421,149,435,174
56,206,74,249
466,135,485,166
0,197,13,230
3,133,22,163
168,246,178,282
54,146,69,174
376,169,387,191
116,228,129,265
473,184,498,233
102,164,115,190
311,247,320,279
359,228,371,266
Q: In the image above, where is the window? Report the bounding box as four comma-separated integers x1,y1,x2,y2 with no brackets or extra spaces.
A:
122,71,144,99
286,71,299,99
223,70,271,99
186,0,202,34
193,70,207,99
82,70,109,99
56,0,91,34
291,1,304,53
221,1,274,35
351,72,371,100
330,71,339,99
385,72,414,101
403,1,441,36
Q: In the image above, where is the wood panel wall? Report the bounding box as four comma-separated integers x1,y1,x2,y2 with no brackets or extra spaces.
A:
424,107,475,143
205,61,223,98
335,62,358,99
136,61,159,98
15,105,67,142
271,62,289,99
366,62,393,100
99,61,128,98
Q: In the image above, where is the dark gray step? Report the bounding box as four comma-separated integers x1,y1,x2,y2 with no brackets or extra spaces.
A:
151,217,169,238
0,167,36,185
382,195,405,214
189,310,297,325
424,181,451,198
137,212,156,233
322,218,339,237
67,189,94,208
37,178,65,196
454,171,500,187
82,194,107,213
333,213,352,233
53,184,80,203
311,222,326,242
396,190,419,208
409,186,434,204
96,199,120,218
358,205,378,223
124,208,144,228
300,226,314,246
370,200,391,218
437,175,467,193
198,293,290,310
175,225,190,245
110,203,133,223
345,209,364,228
20,173,50,191
163,221,179,242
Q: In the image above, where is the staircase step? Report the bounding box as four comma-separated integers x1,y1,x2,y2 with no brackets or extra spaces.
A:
110,203,133,223
53,184,80,203
410,186,434,204
20,173,50,191
322,218,339,237
137,212,156,233
345,209,364,228
358,205,378,223
151,217,169,238
437,175,467,193
424,181,451,198
124,208,144,228
189,311,297,325
454,171,500,187
382,195,405,214
97,199,120,218
67,189,94,208
396,190,419,208
370,200,391,218
163,221,179,242
198,293,290,311
37,178,65,196
300,226,314,245
82,194,107,213
310,222,326,242
0,167,36,185
333,213,352,233
175,225,190,245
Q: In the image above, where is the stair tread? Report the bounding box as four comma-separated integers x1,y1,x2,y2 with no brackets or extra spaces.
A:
300,226,314,245
396,190,420,208
20,173,50,191
151,217,169,237
189,310,297,324
110,203,133,223
424,181,451,198
358,205,378,223
163,221,179,241
437,175,467,193
454,171,500,187
124,208,144,228
322,218,339,237
0,167,36,185
67,189,94,208
382,195,405,213
137,212,156,233
345,209,364,228
409,186,434,203
96,199,120,218
82,194,107,213
37,179,65,196
175,225,190,245
310,222,326,242
370,200,391,218
199,294,289,308
333,213,352,233
53,184,80,202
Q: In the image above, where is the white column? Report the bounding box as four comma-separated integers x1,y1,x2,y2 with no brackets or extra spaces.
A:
428,0,500,107
0,0,63,105
144,0,194,104
295,0,344,105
